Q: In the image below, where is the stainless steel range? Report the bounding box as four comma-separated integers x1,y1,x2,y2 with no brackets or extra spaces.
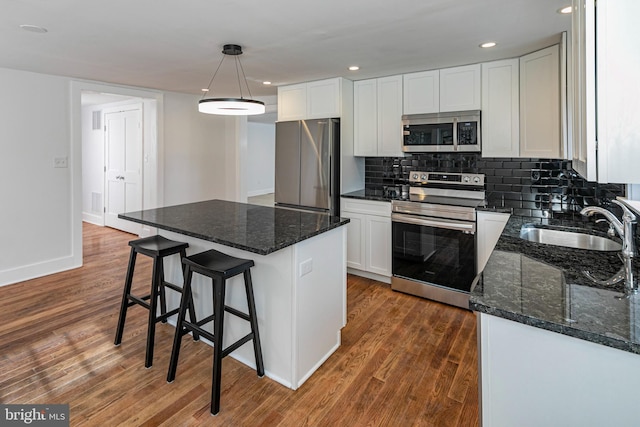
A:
391,171,485,309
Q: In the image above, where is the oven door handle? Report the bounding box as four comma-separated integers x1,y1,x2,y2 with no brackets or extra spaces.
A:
392,213,476,233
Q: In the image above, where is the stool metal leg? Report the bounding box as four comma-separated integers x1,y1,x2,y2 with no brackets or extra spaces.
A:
145,256,161,368
167,266,194,382
243,269,264,377
210,276,227,416
114,247,137,346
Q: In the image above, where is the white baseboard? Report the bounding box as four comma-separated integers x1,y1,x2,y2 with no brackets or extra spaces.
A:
0,255,81,287
346,268,391,284
82,212,103,226
247,188,274,197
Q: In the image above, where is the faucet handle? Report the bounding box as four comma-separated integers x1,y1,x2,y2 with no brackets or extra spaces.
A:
612,200,637,223
596,218,617,237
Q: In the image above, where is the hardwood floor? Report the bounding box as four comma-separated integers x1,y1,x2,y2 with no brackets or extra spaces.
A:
0,223,479,426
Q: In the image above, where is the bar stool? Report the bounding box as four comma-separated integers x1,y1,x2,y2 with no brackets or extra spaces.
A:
167,248,264,416
114,235,198,368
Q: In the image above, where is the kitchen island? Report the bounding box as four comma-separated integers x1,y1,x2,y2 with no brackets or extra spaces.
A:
119,199,349,390
471,214,640,426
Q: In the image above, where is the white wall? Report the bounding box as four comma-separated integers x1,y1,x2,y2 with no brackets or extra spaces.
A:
160,92,231,206
0,67,75,286
247,122,275,196
0,66,240,287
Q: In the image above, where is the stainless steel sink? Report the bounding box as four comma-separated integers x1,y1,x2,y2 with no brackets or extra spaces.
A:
519,225,622,251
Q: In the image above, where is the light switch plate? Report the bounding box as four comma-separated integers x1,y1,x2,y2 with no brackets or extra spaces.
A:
299,258,313,277
54,156,68,168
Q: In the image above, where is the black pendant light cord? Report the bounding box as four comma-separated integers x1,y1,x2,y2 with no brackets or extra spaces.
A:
201,55,226,100
201,45,255,101
236,55,254,100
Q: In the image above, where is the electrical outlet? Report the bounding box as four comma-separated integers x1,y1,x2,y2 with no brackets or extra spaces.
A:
299,258,313,277
54,156,68,168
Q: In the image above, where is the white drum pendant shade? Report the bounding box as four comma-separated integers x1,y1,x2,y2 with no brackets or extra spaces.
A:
199,44,265,116
198,98,265,115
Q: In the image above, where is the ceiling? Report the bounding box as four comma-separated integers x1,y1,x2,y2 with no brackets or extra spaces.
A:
2,0,571,102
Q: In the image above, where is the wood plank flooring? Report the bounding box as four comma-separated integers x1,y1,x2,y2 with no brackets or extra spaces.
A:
0,223,479,426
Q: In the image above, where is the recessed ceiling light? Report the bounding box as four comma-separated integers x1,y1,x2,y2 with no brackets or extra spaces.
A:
263,81,272,85
201,88,209,92
19,24,48,34
348,66,360,71
480,42,497,48
558,6,572,14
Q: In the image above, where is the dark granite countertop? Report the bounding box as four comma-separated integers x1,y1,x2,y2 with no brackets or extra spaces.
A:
119,199,349,256
470,215,640,354
341,189,394,202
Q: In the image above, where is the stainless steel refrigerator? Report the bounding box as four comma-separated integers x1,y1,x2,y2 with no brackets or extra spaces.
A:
275,118,340,215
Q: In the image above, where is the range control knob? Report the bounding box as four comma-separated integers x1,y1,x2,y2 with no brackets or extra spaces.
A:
420,174,428,181
463,176,471,183
473,176,481,184
412,173,419,180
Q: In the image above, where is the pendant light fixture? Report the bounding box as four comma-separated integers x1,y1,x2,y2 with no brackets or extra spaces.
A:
199,44,265,116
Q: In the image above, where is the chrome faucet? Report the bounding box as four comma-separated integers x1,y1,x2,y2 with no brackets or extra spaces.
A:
581,200,637,295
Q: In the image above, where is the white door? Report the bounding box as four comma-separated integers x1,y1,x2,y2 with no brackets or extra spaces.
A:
104,105,143,235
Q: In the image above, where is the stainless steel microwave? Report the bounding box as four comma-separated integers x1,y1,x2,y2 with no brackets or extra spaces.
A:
402,110,481,153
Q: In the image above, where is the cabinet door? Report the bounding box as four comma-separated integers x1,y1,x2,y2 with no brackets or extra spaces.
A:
366,215,391,277
570,0,597,181
481,59,520,157
278,84,307,121
377,75,404,157
307,78,341,119
403,70,439,114
596,0,640,183
476,212,510,273
440,64,481,112
354,79,378,156
520,45,561,158
343,211,365,270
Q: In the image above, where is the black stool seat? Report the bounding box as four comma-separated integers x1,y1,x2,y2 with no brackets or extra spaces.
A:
167,248,264,416
114,235,198,369
130,235,189,257
183,249,255,278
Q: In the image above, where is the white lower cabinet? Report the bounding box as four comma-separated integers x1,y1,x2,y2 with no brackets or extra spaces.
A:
476,212,510,273
478,313,640,427
341,198,392,279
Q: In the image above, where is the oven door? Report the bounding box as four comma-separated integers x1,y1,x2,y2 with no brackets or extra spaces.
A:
391,213,476,293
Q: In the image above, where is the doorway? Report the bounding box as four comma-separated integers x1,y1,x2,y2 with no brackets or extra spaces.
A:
103,104,143,234
72,81,163,275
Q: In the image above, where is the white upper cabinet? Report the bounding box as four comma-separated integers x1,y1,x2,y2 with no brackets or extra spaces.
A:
440,64,481,112
277,83,307,121
277,78,342,121
403,70,439,114
354,76,403,157
575,0,640,184
377,76,404,157
353,79,378,157
570,0,597,181
306,79,342,119
481,59,520,157
519,45,561,158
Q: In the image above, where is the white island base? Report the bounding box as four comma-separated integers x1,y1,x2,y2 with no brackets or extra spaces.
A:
160,226,346,390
